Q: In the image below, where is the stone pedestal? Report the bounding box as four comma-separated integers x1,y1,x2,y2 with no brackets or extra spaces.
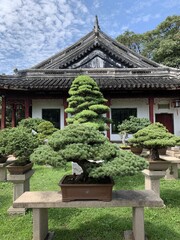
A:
142,169,166,197
0,162,10,181
7,169,34,215
165,163,179,179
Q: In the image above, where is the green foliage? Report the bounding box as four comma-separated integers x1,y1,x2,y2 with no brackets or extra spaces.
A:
5,126,39,164
65,75,110,131
116,15,180,68
33,124,147,179
0,128,11,158
30,144,66,167
118,116,151,134
128,123,176,147
37,121,58,142
128,122,177,160
18,118,45,132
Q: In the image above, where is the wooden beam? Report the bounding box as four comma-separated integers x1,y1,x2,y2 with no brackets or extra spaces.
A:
148,97,154,123
25,98,30,118
63,98,68,127
1,96,6,129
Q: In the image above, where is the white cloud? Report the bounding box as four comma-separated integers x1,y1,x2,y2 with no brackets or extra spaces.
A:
0,0,91,73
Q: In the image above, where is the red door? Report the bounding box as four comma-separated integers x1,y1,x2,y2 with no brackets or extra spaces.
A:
155,113,174,133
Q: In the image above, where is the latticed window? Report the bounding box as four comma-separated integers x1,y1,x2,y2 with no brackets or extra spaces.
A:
111,108,137,134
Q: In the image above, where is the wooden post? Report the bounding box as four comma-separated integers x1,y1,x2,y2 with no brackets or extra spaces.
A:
11,104,16,127
148,97,154,123
25,98,30,118
106,98,111,140
63,98,68,127
1,96,6,129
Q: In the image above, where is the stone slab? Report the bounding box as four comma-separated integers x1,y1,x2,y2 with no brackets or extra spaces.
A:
13,190,164,209
142,169,166,178
7,206,26,215
160,155,180,163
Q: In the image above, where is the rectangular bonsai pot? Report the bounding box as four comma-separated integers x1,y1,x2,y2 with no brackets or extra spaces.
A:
59,175,114,202
7,162,33,175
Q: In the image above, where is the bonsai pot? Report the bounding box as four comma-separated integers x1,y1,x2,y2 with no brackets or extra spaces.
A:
59,175,114,202
147,159,170,171
130,146,143,155
7,161,33,175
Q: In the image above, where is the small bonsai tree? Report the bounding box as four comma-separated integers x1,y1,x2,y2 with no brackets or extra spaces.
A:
65,75,111,131
128,122,177,160
5,126,39,165
37,121,58,143
31,124,147,182
118,116,150,145
18,118,45,132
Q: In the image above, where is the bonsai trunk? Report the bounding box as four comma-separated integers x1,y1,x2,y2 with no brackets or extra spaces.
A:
74,160,89,182
149,148,160,160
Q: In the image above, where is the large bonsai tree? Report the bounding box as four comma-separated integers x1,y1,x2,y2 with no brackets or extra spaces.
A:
118,116,150,145
65,75,111,131
31,124,147,182
128,122,177,160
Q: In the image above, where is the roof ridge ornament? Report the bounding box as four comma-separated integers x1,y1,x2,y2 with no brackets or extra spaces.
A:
94,15,100,35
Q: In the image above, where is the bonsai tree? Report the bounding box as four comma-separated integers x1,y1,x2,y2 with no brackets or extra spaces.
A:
31,124,147,182
65,75,111,131
18,117,45,132
118,116,150,145
128,122,177,160
37,121,58,143
5,126,39,165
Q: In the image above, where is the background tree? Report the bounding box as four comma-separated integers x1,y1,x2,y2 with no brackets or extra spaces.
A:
65,75,111,131
116,15,180,68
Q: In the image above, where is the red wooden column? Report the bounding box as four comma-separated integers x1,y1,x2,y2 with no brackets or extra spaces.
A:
1,96,6,129
148,97,154,123
11,104,16,127
25,98,30,118
106,98,111,140
63,98,68,127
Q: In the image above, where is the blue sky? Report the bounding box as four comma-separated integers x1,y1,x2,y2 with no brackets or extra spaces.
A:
0,0,179,74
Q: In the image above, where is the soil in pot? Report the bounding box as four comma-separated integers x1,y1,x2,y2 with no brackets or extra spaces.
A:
59,175,114,202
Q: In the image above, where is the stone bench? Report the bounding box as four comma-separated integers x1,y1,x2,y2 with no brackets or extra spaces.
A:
13,190,164,240
160,155,180,179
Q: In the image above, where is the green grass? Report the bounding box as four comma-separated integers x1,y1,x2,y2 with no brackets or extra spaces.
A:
0,164,180,240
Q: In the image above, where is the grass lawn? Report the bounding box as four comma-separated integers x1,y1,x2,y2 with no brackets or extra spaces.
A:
0,164,180,240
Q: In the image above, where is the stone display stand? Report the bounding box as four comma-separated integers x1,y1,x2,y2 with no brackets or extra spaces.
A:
0,162,10,181
142,169,166,197
7,169,34,215
160,155,180,180
13,190,164,240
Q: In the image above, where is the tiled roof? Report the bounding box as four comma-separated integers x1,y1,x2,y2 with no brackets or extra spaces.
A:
0,68,179,91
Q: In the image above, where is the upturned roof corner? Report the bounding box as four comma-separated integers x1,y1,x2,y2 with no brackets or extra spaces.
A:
94,15,100,35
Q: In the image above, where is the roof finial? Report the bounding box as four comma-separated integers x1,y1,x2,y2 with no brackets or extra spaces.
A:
94,15,100,34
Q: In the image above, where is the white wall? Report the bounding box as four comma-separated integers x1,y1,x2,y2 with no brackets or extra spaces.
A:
32,99,64,129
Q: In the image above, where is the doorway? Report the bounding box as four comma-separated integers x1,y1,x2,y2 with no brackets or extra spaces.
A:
155,113,174,133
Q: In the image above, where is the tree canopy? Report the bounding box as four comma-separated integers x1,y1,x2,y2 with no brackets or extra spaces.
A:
116,15,180,68
65,75,111,131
